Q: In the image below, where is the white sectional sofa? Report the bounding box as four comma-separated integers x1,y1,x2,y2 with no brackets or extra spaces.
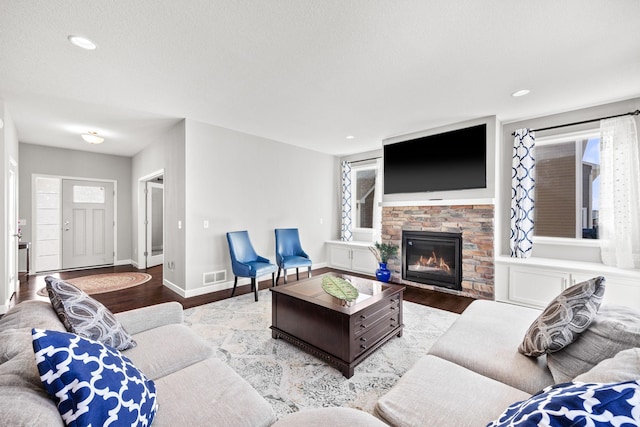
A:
0,299,277,426
375,286,640,426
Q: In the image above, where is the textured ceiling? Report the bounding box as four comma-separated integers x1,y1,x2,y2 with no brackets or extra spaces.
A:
1,1,639,157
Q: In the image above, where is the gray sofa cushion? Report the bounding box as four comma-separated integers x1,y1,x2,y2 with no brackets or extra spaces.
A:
574,348,640,384
0,313,65,427
123,323,213,380
153,357,276,427
114,301,184,334
272,407,387,427
547,305,640,383
518,276,605,357
0,300,65,333
0,329,45,389
428,300,554,394
374,355,530,427
0,387,63,426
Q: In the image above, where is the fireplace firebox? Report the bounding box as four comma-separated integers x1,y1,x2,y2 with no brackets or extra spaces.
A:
402,230,462,291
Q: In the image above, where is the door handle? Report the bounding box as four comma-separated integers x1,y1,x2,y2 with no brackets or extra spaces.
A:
64,221,70,231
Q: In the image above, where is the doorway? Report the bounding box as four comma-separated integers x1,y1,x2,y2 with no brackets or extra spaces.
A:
137,170,165,270
33,176,117,273
7,157,18,301
145,178,164,268
61,179,115,269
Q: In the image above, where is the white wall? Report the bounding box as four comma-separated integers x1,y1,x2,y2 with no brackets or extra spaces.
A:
0,102,19,312
131,120,186,290
183,119,338,293
18,143,133,264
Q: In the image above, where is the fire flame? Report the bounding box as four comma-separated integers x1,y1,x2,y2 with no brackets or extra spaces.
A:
415,251,451,272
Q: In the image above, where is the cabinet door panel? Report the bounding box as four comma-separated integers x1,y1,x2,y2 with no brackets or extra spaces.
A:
351,247,377,274
571,273,640,310
329,245,352,270
508,266,568,309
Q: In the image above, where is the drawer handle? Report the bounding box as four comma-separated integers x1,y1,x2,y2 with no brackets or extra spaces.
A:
360,345,367,350
390,306,396,310
360,315,366,319
360,324,366,328
360,337,367,342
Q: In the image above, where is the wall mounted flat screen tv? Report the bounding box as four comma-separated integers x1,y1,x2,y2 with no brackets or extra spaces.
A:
384,123,487,194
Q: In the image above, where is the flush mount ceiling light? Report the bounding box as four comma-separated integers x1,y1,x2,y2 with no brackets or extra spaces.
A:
81,131,104,144
68,35,97,50
511,89,530,97
346,135,355,140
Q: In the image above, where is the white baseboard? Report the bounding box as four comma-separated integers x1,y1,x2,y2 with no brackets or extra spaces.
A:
163,263,328,299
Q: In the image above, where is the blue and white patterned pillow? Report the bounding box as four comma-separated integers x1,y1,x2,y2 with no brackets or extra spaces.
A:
32,328,158,427
487,380,640,427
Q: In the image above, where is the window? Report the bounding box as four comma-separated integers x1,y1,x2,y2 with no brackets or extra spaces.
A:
534,131,600,239
73,185,105,203
344,158,382,241
353,166,376,229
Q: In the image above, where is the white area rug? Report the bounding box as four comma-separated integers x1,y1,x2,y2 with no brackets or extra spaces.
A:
184,288,459,420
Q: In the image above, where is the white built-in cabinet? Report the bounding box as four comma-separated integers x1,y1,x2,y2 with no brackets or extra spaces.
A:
495,256,640,310
326,241,378,275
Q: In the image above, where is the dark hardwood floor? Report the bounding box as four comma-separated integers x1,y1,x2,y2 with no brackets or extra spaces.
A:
13,265,475,314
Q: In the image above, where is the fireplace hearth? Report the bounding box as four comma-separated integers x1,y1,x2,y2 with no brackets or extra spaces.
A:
402,230,462,291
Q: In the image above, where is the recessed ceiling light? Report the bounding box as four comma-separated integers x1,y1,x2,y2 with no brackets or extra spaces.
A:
511,89,530,97
346,135,355,140
81,131,104,144
68,35,97,50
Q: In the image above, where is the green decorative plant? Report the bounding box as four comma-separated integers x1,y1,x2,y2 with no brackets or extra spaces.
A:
321,276,359,302
369,242,398,264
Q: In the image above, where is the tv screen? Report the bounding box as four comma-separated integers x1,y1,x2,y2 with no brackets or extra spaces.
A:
384,124,487,194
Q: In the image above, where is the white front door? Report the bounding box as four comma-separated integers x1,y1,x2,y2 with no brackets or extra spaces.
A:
145,181,164,268
62,180,114,269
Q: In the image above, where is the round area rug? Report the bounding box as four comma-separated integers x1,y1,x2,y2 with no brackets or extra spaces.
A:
37,272,152,297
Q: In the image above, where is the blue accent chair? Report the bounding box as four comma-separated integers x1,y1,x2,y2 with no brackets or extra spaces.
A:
275,228,312,285
226,230,277,302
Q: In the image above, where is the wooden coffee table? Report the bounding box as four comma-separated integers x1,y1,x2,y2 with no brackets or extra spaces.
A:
270,272,405,378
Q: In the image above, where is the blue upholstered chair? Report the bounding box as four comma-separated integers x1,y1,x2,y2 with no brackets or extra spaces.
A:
226,230,277,302
275,228,312,285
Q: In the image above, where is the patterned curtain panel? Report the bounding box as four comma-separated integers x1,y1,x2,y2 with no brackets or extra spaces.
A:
510,129,536,258
340,160,353,241
599,116,640,268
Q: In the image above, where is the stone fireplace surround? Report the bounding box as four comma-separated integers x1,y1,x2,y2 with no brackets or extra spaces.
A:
381,204,494,300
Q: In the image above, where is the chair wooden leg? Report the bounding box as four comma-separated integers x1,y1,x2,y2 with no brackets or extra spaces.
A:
231,276,238,297
307,266,311,278
276,267,281,285
296,268,299,281
252,278,258,302
283,269,287,284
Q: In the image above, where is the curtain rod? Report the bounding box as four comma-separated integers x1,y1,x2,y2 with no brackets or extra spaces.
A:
346,156,381,164
511,109,640,136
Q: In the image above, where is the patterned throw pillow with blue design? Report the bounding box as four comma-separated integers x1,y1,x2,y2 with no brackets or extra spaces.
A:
487,380,640,427
32,329,158,427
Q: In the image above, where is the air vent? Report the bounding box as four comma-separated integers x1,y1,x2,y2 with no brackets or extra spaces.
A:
203,270,226,285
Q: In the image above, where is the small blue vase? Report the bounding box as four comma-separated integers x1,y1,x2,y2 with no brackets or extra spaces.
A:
376,262,391,283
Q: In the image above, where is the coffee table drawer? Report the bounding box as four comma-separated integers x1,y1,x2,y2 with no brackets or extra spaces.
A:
354,297,401,333
354,313,400,357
